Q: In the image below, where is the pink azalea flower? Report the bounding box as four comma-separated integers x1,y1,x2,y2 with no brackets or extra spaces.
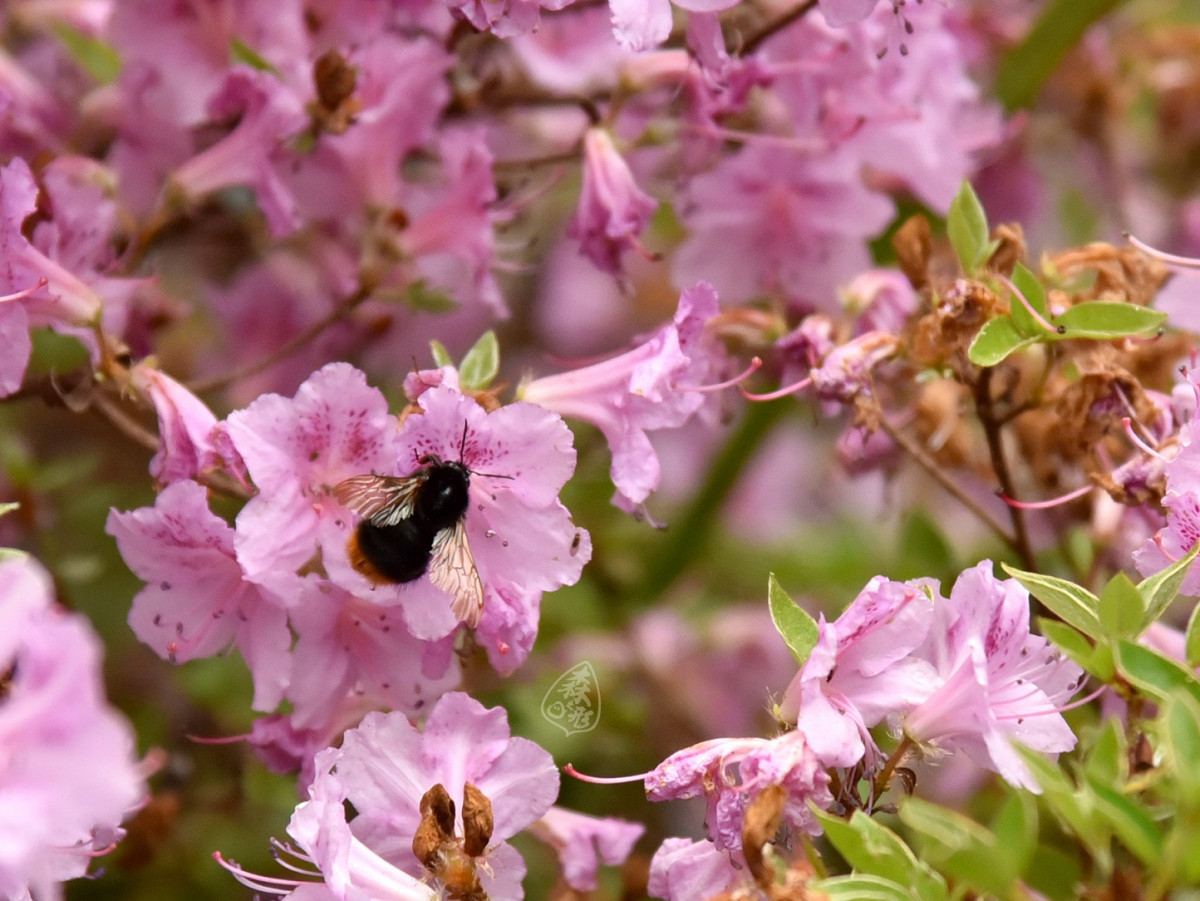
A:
901,562,1084,791
648,837,742,901
170,67,308,236
396,129,505,318
222,753,439,901
0,157,103,396
1136,366,1200,594
0,46,72,157
0,555,145,900
777,575,937,768
106,480,293,712
568,128,658,277
129,364,228,486
322,381,589,654
226,362,586,655
438,0,564,40
608,0,739,53
305,694,557,899
282,582,460,730
761,1,1003,211
287,35,452,215
644,732,832,851
841,268,918,336
673,146,895,311
808,330,902,407
521,282,736,509
529,807,644,891
221,362,401,603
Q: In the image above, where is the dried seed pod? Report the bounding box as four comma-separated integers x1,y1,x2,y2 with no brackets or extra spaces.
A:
421,783,458,838
462,782,494,858
742,784,786,889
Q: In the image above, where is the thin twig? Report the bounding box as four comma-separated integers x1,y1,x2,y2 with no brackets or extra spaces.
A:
91,390,159,453
741,0,819,54
972,368,1036,571
91,389,253,500
875,415,1016,550
188,285,370,395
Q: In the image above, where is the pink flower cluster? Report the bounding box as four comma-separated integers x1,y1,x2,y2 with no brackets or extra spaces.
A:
0,555,145,900
108,363,590,772
221,693,641,900
783,561,1083,790
641,561,1084,900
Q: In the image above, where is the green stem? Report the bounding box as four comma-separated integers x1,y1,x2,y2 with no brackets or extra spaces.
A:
641,399,787,598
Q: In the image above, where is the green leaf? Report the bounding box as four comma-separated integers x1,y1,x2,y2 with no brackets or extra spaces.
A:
899,797,1017,898
1015,748,1112,872
1083,718,1127,785
1011,262,1050,319
967,316,1040,367
1161,691,1200,808
768,574,819,666
1098,572,1146,639
815,810,946,900
1186,604,1200,669
404,281,459,313
429,341,453,369
989,792,1039,881
1025,842,1085,901
1041,617,1115,681
1089,779,1163,866
947,181,990,272
1003,565,1102,639
1051,302,1167,340
1038,618,1094,670
52,24,121,84
995,0,1130,112
810,875,929,901
1172,823,1200,883
1139,541,1200,629
230,37,282,75
1115,640,1200,706
1007,263,1052,336
459,331,500,392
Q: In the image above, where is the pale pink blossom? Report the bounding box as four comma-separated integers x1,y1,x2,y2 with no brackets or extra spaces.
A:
645,732,832,851
901,562,1084,790
0,157,102,396
648,838,742,901
530,807,644,891
521,282,735,509
129,364,234,485
778,575,936,768
568,128,658,276
0,556,145,900
106,480,293,712
314,695,557,898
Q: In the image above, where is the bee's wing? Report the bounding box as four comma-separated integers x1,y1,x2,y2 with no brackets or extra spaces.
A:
333,474,424,526
428,520,484,628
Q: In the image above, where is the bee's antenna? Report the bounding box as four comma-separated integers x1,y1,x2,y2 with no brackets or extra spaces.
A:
459,421,513,481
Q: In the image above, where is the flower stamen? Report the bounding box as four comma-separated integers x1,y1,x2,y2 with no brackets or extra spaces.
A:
997,484,1093,510
563,763,651,784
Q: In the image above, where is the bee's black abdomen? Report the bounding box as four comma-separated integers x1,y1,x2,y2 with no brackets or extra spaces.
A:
354,519,435,583
413,461,471,533
344,458,473,587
